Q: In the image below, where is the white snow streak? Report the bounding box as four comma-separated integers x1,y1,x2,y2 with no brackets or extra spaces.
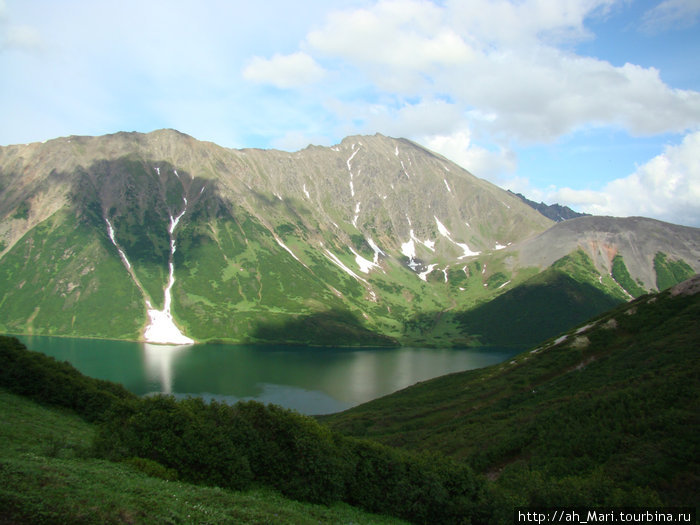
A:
303,184,310,199
145,199,194,345
346,147,360,171
275,236,303,264
106,208,193,346
443,179,452,193
435,216,451,237
324,249,368,284
352,202,361,227
105,219,131,270
350,247,380,274
367,238,385,263
434,216,480,258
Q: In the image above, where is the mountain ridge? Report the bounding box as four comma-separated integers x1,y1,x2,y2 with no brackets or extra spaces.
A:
1,130,698,346
508,190,590,222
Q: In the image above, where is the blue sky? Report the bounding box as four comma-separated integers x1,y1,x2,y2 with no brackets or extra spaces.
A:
1,0,699,226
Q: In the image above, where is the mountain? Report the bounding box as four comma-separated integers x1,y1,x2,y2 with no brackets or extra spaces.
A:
509,190,590,222
0,130,698,346
320,275,700,510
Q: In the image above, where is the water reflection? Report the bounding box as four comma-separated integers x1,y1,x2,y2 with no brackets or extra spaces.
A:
16,335,523,415
141,343,192,394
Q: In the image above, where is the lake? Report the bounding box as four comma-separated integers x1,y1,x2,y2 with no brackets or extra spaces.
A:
16,336,523,415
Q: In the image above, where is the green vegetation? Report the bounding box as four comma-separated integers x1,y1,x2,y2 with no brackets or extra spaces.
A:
321,281,700,515
0,335,487,523
12,200,30,220
0,390,406,525
453,251,624,346
0,210,144,339
1,274,698,522
654,251,695,291
611,255,646,297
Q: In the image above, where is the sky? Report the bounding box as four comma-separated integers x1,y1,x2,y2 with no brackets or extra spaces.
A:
1,0,699,227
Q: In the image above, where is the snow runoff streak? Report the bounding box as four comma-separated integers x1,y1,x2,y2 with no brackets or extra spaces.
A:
144,197,194,345
105,184,193,345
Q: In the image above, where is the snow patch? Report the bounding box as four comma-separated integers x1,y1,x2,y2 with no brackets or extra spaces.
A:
443,179,452,193
419,264,437,281
350,247,380,274
154,167,160,175
497,280,511,289
303,184,310,200
401,238,416,259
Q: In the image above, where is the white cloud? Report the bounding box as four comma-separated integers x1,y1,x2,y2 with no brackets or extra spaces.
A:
242,51,326,89
424,129,517,182
552,130,700,226
306,0,473,91
284,0,700,144
640,0,700,34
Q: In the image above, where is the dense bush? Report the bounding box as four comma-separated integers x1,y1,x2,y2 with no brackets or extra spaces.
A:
1,336,489,523
93,394,489,523
0,336,135,422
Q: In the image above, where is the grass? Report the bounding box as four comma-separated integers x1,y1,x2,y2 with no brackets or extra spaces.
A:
0,389,407,525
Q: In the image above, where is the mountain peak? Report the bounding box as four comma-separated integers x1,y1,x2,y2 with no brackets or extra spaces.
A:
1,130,698,345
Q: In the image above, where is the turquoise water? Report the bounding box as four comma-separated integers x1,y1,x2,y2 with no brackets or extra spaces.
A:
16,336,522,414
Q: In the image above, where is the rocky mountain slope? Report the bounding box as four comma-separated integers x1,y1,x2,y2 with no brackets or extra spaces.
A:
0,130,698,346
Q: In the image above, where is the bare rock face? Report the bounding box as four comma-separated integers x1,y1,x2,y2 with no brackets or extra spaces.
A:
511,216,700,290
670,274,700,296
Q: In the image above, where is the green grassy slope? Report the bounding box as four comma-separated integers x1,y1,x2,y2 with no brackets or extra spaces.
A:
0,210,144,339
320,277,700,509
0,390,407,525
452,250,626,346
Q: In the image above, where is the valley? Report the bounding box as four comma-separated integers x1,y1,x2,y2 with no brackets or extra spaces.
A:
1,275,697,523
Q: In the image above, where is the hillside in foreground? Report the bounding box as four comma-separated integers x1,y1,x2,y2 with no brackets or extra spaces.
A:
0,390,406,525
0,276,698,523
321,275,700,510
